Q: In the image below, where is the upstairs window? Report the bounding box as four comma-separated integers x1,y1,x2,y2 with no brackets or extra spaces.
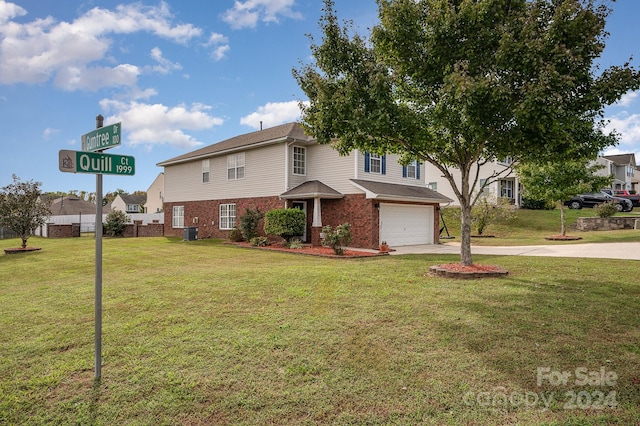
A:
402,161,420,180
364,153,386,174
293,146,306,175
202,159,210,183
227,153,245,180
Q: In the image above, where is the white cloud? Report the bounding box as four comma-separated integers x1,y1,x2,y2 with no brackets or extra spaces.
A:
149,47,182,74
99,98,224,149
42,127,59,139
604,112,640,146
222,0,303,30
240,100,307,129
0,1,200,89
616,91,639,107
0,0,25,23
204,32,230,61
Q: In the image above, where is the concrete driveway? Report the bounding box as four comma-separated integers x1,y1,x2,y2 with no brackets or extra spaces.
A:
389,241,640,260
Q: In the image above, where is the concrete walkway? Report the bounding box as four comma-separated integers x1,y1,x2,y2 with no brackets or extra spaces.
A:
389,241,640,260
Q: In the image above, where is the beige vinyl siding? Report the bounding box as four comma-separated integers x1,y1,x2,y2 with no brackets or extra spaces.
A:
164,143,286,202
305,144,356,193
359,152,425,187
145,173,164,213
423,161,513,206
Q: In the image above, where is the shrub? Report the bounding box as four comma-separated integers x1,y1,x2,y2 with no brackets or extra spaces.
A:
594,202,618,218
228,227,244,242
321,223,352,255
249,236,269,247
471,195,517,235
264,208,305,243
238,207,264,241
288,239,303,249
521,197,556,210
104,210,131,237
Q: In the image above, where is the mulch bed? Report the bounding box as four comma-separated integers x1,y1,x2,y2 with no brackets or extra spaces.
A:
231,242,385,258
4,247,42,254
429,263,509,279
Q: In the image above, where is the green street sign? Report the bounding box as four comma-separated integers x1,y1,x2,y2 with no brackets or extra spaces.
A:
59,150,135,176
81,122,122,152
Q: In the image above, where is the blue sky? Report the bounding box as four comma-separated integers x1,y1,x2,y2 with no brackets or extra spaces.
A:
1,0,638,195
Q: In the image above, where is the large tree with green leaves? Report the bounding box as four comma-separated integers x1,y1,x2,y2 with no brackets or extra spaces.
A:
294,0,639,265
517,159,612,237
0,175,52,249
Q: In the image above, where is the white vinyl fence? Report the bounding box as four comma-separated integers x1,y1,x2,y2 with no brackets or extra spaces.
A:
36,212,164,237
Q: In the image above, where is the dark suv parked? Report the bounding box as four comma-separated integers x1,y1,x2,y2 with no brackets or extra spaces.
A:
565,191,633,212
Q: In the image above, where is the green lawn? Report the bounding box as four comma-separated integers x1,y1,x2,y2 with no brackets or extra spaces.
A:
1,236,639,425
441,206,640,245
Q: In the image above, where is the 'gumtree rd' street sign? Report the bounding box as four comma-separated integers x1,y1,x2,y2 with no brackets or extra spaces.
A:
81,122,122,152
59,149,135,175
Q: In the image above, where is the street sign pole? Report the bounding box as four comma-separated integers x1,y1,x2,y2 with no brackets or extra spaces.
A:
95,115,103,380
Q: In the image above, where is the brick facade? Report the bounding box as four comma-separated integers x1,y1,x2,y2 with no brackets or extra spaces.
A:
163,196,287,239
164,194,440,249
47,223,81,238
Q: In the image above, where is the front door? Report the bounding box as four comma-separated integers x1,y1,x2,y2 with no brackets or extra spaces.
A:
291,201,307,242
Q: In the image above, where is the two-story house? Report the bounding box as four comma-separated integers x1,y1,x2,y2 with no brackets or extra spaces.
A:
157,122,452,249
596,154,638,193
111,194,147,214
424,158,520,207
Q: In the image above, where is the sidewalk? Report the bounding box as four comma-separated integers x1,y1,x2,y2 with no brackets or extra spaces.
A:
389,241,640,260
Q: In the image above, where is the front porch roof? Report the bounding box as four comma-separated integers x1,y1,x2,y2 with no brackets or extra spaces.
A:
280,180,344,199
350,179,453,204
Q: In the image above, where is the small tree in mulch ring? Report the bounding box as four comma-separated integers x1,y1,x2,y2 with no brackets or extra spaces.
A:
0,174,51,251
321,223,352,255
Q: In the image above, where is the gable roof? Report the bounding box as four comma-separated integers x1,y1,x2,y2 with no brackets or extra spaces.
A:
350,179,453,203
157,122,313,167
118,194,147,205
47,196,99,215
602,154,637,167
280,180,343,199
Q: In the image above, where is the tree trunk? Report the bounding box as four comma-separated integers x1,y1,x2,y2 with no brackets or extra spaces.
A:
560,203,566,236
459,200,473,266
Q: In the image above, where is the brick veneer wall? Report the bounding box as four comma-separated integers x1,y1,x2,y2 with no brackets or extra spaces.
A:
47,223,81,238
163,195,440,249
122,222,165,237
320,194,378,249
163,196,287,239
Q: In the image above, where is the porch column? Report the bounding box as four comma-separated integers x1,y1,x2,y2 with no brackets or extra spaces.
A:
311,196,323,246
312,196,322,227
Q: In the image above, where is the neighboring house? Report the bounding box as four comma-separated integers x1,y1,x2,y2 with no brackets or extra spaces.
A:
156,122,452,249
111,194,147,214
145,173,164,213
595,154,638,193
424,158,520,207
46,195,102,216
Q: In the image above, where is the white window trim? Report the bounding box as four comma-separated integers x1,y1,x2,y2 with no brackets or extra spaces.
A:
172,205,184,228
219,203,236,230
370,154,382,174
202,159,210,183
407,162,417,179
227,153,245,181
293,146,306,176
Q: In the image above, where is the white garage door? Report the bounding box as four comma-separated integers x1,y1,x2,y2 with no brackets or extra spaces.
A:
379,204,434,246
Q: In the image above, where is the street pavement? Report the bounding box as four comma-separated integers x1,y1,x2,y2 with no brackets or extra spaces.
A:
389,241,640,260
